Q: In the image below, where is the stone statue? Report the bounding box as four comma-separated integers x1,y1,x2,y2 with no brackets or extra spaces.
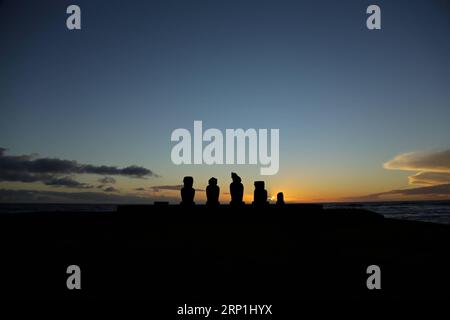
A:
230,172,244,206
180,176,195,205
253,181,268,206
206,177,220,206
276,192,285,205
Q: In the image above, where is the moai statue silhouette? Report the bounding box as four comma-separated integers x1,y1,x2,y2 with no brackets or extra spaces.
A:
206,177,220,207
230,172,244,206
180,176,195,205
253,181,268,206
276,192,285,205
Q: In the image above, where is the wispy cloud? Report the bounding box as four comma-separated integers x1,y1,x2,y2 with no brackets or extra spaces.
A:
98,176,116,184
384,149,450,186
383,150,450,172
150,185,205,192
345,149,450,201
44,176,93,189
103,186,119,193
0,188,178,204
408,172,450,186
0,148,159,189
346,184,450,202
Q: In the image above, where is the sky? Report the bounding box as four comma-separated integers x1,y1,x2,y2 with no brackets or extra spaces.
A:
1,0,450,203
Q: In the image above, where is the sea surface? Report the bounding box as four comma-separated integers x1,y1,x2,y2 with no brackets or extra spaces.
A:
0,201,450,225
324,200,450,225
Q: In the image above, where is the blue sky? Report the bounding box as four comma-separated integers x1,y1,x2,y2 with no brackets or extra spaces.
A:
1,0,449,202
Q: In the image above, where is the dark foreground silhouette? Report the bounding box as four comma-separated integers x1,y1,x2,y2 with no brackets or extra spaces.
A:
0,203,449,300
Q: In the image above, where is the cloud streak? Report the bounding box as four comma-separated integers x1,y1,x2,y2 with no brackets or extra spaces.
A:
103,186,119,193
150,185,205,192
384,149,450,186
345,149,450,201
98,176,116,184
348,184,450,201
44,176,93,189
0,189,177,204
0,148,159,189
384,150,450,172
408,172,450,186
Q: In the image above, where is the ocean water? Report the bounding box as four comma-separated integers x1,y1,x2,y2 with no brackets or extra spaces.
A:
0,201,449,225
324,200,450,225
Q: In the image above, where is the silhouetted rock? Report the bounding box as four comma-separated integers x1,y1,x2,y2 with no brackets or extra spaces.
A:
181,176,195,205
230,172,244,206
276,192,285,205
253,181,268,206
206,177,220,207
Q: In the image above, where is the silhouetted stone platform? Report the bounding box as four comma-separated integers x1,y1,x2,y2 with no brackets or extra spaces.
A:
0,204,449,300
116,203,325,214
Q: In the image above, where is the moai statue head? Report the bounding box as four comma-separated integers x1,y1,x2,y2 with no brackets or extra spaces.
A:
253,181,268,206
183,176,194,188
230,172,244,205
231,172,241,183
181,176,195,205
254,181,265,190
206,177,220,206
208,177,218,186
276,192,285,205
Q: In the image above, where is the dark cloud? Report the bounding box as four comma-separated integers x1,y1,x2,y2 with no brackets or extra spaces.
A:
103,186,119,193
81,164,157,177
135,187,146,191
96,184,120,192
98,176,116,184
346,184,450,201
27,158,79,174
150,185,205,192
0,170,51,183
0,189,178,204
392,184,450,196
0,148,159,189
44,176,92,189
374,184,450,197
408,172,450,186
150,185,183,192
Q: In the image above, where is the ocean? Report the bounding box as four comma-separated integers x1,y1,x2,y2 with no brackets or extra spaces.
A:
324,200,450,225
0,201,449,225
